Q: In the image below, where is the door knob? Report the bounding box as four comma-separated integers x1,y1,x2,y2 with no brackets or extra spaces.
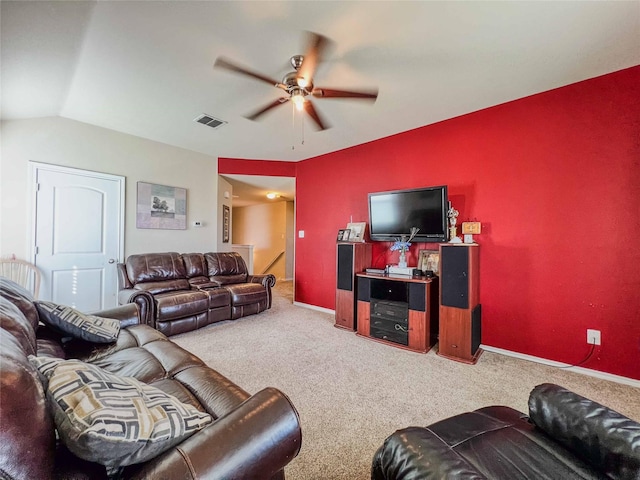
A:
108,259,116,264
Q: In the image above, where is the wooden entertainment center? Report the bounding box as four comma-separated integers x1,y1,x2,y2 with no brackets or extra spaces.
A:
355,273,439,353
335,242,481,362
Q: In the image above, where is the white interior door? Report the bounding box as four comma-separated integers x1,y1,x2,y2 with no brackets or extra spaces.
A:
32,163,124,311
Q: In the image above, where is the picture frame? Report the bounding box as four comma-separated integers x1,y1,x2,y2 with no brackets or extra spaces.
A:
337,229,351,241
136,182,187,230
222,205,230,243
346,222,367,242
418,249,440,275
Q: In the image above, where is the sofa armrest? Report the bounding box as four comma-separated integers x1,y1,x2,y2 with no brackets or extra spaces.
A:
528,383,640,480
122,387,301,480
248,274,276,308
92,303,142,329
117,289,156,327
248,274,276,288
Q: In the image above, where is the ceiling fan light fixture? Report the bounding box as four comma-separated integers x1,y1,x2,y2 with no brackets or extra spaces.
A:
291,90,305,111
266,192,278,199
296,77,308,88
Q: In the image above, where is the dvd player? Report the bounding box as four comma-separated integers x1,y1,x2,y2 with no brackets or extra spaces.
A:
365,268,386,274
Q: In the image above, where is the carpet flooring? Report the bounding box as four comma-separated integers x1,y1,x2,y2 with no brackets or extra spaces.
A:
173,281,640,480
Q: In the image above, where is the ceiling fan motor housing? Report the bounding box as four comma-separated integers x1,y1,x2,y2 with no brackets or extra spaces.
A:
282,71,312,96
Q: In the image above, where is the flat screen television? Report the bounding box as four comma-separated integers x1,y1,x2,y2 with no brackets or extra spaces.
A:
368,185,449,242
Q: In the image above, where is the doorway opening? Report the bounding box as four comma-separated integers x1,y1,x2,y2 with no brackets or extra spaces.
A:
220,175,295,283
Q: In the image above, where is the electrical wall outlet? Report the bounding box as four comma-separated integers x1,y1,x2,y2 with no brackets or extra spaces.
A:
586,329,601,345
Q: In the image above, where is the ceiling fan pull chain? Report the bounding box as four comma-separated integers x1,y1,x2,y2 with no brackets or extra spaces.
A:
301,111,305,145
291,102,296,150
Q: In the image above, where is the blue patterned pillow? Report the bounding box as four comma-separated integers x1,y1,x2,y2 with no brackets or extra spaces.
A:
35,301,120,343
29,356,213,469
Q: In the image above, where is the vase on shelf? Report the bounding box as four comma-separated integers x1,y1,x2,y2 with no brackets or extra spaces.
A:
398,249,407,268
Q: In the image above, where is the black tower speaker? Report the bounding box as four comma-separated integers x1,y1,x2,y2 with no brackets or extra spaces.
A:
438,244,481,364
335,242,371,331
337,244,354,291
441,245,470,308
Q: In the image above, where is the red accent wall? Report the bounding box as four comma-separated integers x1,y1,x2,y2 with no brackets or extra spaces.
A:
219,158,296,177
294,66,640,379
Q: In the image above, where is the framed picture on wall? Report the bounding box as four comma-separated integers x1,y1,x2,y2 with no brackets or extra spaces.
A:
222,205,230,243
136,182,187,230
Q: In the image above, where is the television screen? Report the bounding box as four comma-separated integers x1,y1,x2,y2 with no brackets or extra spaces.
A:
368,186,448,242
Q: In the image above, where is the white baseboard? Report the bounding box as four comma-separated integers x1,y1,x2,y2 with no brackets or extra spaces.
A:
293,301,335,316
481,345,640,388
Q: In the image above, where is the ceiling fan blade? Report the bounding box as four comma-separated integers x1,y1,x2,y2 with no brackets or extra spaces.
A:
215,57,286,89
304,100,330,131
298,31,332,84
246,97,290,121
312,87,378,101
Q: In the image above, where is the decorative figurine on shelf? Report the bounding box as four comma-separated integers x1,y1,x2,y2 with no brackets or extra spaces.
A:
447,206,462,243
390,227,420,268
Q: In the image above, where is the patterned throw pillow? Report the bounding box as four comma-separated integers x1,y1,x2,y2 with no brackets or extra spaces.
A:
35,301,120,343
29,356,213,469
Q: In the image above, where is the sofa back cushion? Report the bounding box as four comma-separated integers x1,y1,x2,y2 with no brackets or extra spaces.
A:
205,252,248,284
182,253,210,285
126,253,189,293
0,278,39,356
0,303,56,480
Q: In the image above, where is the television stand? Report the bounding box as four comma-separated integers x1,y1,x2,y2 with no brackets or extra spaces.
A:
355,273,439,353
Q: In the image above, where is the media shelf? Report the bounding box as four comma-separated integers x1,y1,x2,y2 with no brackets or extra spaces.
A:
355,273,439,353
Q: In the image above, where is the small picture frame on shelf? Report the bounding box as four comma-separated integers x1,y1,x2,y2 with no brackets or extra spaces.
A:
337,229,351,242
418,249,440,275
346,222,367,242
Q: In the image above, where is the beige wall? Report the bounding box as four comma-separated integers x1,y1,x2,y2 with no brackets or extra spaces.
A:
232,201,287,279
1,117,219,260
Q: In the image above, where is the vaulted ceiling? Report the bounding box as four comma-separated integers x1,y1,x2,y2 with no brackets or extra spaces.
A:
2,1,639,162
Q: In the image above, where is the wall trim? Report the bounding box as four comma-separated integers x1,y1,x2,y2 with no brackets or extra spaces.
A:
293,302,335,315
481,345,640,388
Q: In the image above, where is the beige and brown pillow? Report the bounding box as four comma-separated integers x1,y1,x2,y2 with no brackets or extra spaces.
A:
29,356,212,469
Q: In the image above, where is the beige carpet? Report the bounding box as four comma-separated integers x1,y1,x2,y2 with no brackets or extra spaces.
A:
173,281,640,480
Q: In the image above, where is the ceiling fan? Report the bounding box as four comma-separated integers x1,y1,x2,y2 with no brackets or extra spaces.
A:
214,31,378,131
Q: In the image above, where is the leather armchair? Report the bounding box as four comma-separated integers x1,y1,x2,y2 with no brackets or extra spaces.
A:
372,383,640,480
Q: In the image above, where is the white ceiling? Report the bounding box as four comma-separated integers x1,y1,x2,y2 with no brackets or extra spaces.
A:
2,1,639,164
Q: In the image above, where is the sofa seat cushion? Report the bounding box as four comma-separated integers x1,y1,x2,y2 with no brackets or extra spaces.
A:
30,356,213,470
225,283,267,306
201,287,231,309
154,290,209,321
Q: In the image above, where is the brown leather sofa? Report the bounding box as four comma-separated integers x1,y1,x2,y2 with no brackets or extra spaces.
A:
117,251,275,336
372,383,640,480
1,277,301,480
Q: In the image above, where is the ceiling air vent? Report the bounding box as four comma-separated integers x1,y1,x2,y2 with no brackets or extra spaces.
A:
194,114,227,129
